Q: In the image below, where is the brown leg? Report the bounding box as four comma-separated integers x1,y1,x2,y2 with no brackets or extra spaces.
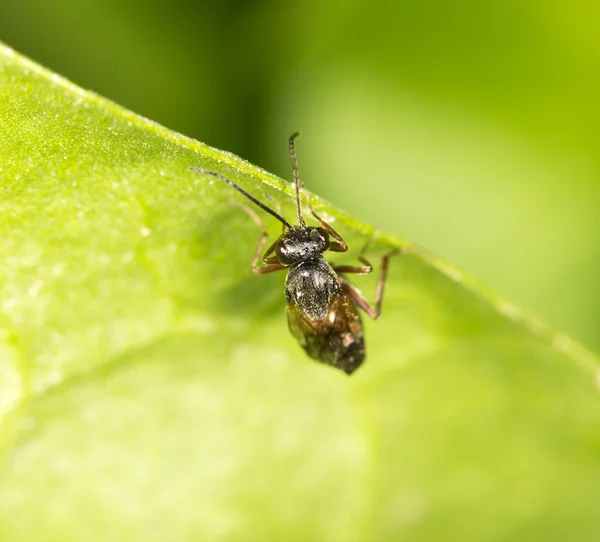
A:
301,184,348,253
253,262,287,275
339,246,407,319
333,232,378,275
229,200,286,275
264,191,286,234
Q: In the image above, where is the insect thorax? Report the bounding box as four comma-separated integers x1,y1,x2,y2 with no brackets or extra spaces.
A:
285,258,341,321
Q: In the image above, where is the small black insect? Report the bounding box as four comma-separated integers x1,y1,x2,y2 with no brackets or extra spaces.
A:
191,133,403,374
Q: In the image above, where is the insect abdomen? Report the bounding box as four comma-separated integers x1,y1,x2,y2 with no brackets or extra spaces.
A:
286,262,365,374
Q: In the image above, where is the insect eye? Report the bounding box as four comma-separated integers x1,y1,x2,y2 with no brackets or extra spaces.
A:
316,227,330,247
276,238,292,259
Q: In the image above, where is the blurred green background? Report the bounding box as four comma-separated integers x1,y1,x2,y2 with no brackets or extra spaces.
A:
0,0,598,351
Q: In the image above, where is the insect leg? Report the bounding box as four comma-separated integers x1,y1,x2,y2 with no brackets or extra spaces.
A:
229,200,286,274
338,246,408,319
253,262,287,275
301,186,348,253
333,232,378,275
264,191,286,234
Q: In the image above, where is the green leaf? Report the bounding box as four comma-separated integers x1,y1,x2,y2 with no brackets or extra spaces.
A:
1,44,600,542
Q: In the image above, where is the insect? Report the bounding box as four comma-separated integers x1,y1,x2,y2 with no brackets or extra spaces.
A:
191,133,403,374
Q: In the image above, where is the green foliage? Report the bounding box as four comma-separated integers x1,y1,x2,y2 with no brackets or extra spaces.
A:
1,45,600,542
2,0,600,354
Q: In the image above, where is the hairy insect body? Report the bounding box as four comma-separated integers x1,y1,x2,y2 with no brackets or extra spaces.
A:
285,259,340,320
192,132,398,375
285,258,365,374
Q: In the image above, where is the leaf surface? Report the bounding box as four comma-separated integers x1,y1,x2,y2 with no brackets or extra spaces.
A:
1,44,599,542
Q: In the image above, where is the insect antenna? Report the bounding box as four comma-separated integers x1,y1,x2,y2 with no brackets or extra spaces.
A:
288,132,307,230
190,168,293,229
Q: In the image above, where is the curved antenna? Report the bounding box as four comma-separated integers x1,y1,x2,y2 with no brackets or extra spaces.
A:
288,132,307,230
190,168,293,230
